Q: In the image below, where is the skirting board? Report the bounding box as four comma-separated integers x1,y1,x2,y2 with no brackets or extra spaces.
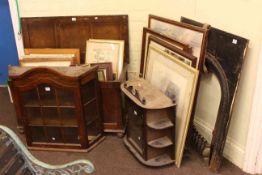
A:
194,116,245,168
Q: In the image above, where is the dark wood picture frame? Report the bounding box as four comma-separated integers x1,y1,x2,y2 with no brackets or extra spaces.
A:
140,27,192,75
141,35,197,78
91,62,113,81
148,14,208,72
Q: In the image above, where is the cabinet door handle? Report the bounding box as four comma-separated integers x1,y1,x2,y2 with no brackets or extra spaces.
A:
137,136,141,141
133,110,137,115
51,137,56,141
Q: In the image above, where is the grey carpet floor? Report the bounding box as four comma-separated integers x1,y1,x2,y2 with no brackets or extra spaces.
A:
0,87,248,175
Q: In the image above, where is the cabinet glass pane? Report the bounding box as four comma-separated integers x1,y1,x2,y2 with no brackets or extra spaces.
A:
127,101,144,153
87,119,101,143
30,126,46,142
38,84,56,106
84,100,98,125
63,127,80,144
60,108,77,126
81,80,95,103
25,107,43,125
42,108,60,125
57,89,75,107
21,89,39,106
46,127,63,143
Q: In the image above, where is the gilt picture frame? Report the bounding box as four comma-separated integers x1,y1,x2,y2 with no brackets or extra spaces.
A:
148,14,208,71
85,39,124,79
144,44,199,168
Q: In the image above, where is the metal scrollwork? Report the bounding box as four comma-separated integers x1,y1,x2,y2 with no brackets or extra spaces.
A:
0,125,95,174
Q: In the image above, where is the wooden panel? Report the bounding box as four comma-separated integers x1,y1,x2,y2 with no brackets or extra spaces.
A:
21,15,129,63
99,81,123,131
58,19,91,50
92,23,120,39
21,18,57,48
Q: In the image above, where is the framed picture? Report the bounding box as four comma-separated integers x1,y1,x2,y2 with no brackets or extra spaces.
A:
140,27,192,74
141,35,197,78
90,62,113,81
20,48,81,67
85,39,124,79
148,14,208,71
24,48,80,65
144,44,199,168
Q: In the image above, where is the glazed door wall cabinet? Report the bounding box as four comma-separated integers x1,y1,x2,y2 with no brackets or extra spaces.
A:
8,66,104,151
121,79,176,167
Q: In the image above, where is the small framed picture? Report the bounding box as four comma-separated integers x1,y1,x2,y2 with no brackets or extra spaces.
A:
85,39,124,79
97,69,106,81
90,62,113,81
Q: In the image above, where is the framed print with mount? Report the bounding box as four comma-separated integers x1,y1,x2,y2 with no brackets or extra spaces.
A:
85,39,124,79
148,14,208,71
20,48,81,67
144,44,199,167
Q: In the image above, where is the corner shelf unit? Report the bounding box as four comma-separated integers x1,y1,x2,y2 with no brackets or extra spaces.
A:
8,66,104,151
121,78,176,167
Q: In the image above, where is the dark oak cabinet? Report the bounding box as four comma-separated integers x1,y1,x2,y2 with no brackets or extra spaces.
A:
9,66,104,151
121,79,176,167
21,15,129,133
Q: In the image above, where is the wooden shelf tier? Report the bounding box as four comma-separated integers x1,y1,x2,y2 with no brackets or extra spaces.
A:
28,117,77,127
84,98,96,106
147,154,174,167
24,104,75,108
124,136,174,167
147,118,173,130
148,136,173,149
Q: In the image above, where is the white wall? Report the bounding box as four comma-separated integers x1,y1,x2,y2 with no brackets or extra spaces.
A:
243,43,262,174
13,0,262,170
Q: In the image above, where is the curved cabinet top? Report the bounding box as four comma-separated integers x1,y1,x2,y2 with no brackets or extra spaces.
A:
121,78,175,109
8,65,97,80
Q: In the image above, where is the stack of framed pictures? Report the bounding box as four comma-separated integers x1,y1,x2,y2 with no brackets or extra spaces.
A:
85,39,125,81
20,48,80,67
139,14,208,168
